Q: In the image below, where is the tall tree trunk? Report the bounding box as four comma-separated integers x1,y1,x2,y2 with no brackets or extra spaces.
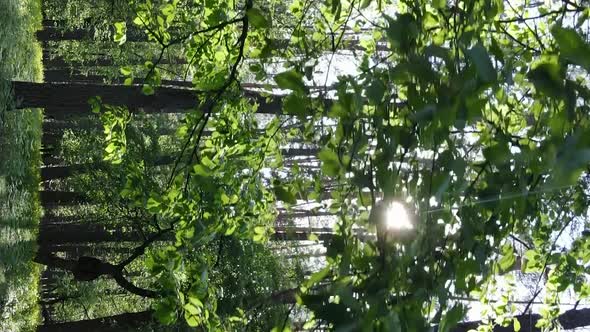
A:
12,81,199,112
37,310,154,332
38,223,144,245
39,191,87,206
43,55,187,69
41,154,176,181
38,222,340,248
40,214,82,226
42,118,100,133
43,69,194,87
41,131,60,149
11,81,320,115
36,26,147,42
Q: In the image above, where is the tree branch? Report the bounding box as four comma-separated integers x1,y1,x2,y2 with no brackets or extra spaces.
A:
112,272,159,298
117,224,175,268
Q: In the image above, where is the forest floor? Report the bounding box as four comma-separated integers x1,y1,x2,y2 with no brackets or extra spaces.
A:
0,0,44,330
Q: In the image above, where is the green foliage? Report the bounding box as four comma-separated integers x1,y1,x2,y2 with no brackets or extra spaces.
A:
274,70,307,94
551,26,590,71
41,0,590,330
90,97,131,164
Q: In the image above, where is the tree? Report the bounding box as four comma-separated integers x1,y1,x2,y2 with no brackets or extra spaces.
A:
10,81,290,114
37,310,154,332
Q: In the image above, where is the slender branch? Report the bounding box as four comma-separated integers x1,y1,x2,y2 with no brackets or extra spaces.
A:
496,8,578,23
509,234,531,250
168,16,243,46
113,273,159,298
117,224,175,268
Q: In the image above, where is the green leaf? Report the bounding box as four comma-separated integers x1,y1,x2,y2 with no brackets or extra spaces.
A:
576,9,589,28
184,303,200,316
432,0,446,9
551,26,590,70
274,185,297,204
155,300,176,324
523,249,542,273
466,43,496,83
527,58,565,97
142,85,155,96
513,318,521,331
89,96,101,114
160,3,175,16
247,8,269,28
366,79,385,105
283,93,307,116
438,305,465,332
274,70,307,94
304,266,330,289
498,244,516,272
361,0,372,8
221,193,231,205
483,142,510,166
318,148,341,177
120,66,133,76
201,156,216,169
384,14,417,53
113,21,126,45
147,196,161,213
193,164,212,177
185,313,199,327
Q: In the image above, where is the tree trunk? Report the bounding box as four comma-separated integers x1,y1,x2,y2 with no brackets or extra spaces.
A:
41,154,176,181
12,81,199,112
40,214,82,225
39,191,87,206
11,81,325,115
43,55,187,69
37,310,154,332
36,26,147,42
43,69,194,87
41,131,60,149
38,222,341,247
38,223,144,245
42,118,100,133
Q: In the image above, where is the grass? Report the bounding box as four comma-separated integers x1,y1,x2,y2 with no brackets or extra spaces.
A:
0,0,44,330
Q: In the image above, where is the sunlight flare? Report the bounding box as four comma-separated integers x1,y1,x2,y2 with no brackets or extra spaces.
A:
384,201,413,231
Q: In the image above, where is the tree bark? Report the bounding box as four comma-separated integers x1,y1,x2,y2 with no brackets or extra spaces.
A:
37,310,154,332
41,154,177,180
12,81,198,112
42,118,100,133
43,56,187,69
11,81,326,115
36,26,147,42
39,190,87,206
43,69,193,87
38,223,144,245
